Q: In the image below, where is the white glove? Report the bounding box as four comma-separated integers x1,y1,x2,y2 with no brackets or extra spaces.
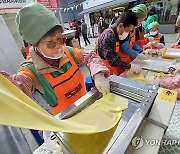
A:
130,64,142,74
136,53,147,61
147,37,154,42
94,73,110,95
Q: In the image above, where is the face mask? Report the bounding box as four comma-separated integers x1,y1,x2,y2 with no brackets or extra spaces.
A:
37,47,64,59
150,31,158,36
119,31,129,40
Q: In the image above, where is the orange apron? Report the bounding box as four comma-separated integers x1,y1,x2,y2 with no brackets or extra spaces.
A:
97,28,132,76
43,47,87,115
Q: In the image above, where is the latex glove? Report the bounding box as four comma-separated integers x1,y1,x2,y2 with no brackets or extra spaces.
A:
130,64,142,74
136,53,147,61
94,73,110,95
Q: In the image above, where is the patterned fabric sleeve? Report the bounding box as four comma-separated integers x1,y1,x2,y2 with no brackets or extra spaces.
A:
98,31,131,70
0,71,33,97
72,48,110,77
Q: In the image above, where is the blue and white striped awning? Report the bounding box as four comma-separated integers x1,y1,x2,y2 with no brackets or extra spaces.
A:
79,0,137,15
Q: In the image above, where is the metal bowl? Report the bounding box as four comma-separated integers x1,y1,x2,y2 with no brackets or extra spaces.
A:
62,30,76,40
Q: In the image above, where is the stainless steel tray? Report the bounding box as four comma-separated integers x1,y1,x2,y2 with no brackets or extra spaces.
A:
133,57,174,73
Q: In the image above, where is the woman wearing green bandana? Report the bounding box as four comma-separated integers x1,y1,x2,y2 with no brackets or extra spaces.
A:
143,21,165,50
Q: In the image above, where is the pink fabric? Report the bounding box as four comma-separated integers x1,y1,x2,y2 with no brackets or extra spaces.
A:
170,42,180,49
80,50,110,78
0,71,33,97
159,76,180,89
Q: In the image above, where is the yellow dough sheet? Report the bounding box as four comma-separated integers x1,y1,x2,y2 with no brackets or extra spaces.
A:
125,71,147,82
0,75,128,134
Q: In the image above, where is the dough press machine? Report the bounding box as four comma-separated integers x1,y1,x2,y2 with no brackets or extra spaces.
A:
53,75,173,154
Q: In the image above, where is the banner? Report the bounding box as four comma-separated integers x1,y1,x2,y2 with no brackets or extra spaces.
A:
37,0,59,9
0,0,34,10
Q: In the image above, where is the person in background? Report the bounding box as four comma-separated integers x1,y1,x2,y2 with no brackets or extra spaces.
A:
143,21,165,50
170,14,180,49
0,2,110,116
77,20,82,32
164,0,172,23
98,17,108,34
70,19,81,47
109,12,119,27
94,21,99,37
120,4,148,64
144,6,158,35
94,21,99,36
81,19,91,46
96,10,142,76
